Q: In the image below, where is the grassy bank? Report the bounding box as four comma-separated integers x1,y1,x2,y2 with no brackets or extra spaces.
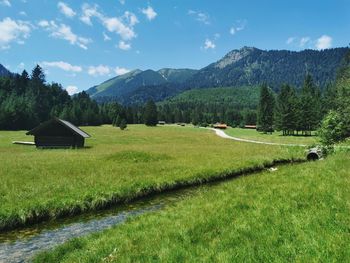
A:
225,127,318,145
34,151,350,262
0,125,304,230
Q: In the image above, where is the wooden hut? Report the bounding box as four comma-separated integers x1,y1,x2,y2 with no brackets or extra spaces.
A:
26,118,90,148
213,123,228,129
244,125,257,129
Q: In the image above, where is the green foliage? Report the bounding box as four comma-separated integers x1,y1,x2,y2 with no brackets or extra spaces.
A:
119,119,127,130
319,111,344,145
257,84,275,133
319,50,350,144
144,100,158,126
0,65,101,130
158,86,260,126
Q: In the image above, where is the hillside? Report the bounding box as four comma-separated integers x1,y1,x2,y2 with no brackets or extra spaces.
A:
0,64,11,77
87,68,197,101
157,86,260,125
188,47,348,89
86,47,348,104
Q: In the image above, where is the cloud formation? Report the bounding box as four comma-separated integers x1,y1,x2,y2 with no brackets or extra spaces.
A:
0,17,31,49
230,20,246,35
66,85,78,95
141,6,157,21
38,20,91,49
118,40,131,50
41,61,82,72
0,0,10,7
188,10,210,25
80,4,138,41
58,2,76,18
88,65,110,76
114,66,130,75
203,39,215,49
316,35,332,50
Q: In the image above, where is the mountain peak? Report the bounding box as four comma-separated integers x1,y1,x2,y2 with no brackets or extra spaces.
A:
215,47,258,69
0,64,11,77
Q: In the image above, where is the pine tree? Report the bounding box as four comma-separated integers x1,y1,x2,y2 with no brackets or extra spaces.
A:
257,84,275,133
144,100,158,126
119,119,127,130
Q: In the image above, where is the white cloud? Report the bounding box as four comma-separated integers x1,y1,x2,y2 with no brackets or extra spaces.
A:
80,3,100,25
58,2,76,18
119,0,125,5
18,62,25,69
88,65,110,76
66,85,78,95
299,37,310,47
41,61,82,72
141,6,157,21
38,20,91,50
118,40,131,50
19,11,27,16
188,10,210,25
80,4,138,41
0,0,10,7
203,39,215,49
286,37,295,45
0,17,31,49
229,20,246,35
114,66,130,75
103,32,111,41
316,35,332,50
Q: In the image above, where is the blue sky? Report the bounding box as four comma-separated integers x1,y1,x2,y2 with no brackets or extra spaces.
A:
1,0,349,94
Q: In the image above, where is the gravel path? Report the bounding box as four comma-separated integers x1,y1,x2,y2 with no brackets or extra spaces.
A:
209,128,307,147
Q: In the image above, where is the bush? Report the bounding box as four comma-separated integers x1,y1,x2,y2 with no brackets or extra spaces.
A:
318,110,344,145
119,119,127,130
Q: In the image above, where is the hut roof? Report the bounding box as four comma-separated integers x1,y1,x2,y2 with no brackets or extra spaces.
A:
26,118,90,138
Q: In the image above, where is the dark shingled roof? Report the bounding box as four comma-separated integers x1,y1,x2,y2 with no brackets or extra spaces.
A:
26,118,90,138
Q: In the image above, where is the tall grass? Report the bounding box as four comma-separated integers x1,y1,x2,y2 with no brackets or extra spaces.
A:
0,125,304,230
34,152,350,262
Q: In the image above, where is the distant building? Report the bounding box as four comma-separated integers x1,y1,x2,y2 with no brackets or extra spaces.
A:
26,118,90,148
213,123,228,129
158,121,166,125
244,125,257,129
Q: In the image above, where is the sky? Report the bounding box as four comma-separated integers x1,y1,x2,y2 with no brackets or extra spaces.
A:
1,0,349,95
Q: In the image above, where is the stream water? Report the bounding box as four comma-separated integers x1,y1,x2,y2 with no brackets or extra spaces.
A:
0,187,200,263
0,163,294,263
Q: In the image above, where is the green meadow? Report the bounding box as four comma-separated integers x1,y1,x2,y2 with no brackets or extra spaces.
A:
34,151,350,262
0,125,304,230
225,127,318,145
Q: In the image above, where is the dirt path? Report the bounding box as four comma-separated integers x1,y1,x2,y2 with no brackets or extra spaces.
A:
209,128,307,147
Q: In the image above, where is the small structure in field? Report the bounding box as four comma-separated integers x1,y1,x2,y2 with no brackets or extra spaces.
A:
26,118,90,148
213,123,228,129
244,125,257,129
158,121,166,125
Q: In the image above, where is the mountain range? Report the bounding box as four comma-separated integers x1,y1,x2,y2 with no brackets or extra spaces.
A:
87,46,348,104
0,64,11,77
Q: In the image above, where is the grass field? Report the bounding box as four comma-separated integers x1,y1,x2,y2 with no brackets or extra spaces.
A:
225,128,318,145
33,151,350,262
0,125,304,230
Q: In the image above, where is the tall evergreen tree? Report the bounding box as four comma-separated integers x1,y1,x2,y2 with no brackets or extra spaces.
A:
257,84,275,133
144,100,158,126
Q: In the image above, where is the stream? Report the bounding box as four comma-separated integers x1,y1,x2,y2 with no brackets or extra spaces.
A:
0,187,201,263
0,163,296,263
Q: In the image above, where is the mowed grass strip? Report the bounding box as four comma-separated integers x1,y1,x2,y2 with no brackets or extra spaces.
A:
0,125,303,230
34,152,350,262
225,127,318,145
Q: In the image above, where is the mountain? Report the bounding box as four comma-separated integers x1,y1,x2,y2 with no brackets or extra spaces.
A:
87,68,197,101
86,47,349,104
0,64,11,77
188,47,348,89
